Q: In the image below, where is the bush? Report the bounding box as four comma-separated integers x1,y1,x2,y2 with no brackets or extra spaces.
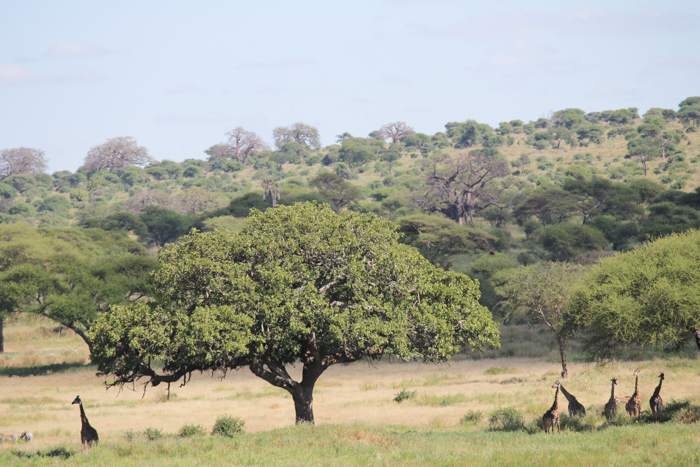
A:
211,415,246,437
144,427,163,440
178,424,206,437
460,411,483,424
488,407,525,432
393,389,417,403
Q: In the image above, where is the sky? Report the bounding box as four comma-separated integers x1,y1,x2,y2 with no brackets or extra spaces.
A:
1,0,699,173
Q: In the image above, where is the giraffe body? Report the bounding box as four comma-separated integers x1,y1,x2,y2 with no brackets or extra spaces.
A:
604,378,618,420
542,381,561,434
72,396,99,448
559,383,586,417
625,370,641,418
650,373,665,422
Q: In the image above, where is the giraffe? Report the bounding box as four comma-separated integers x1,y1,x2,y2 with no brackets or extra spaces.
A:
603,378,618,420
72,395,99,448
625,369,641,418
558,381,586,417
650,373,665,422
19,431,33,443
542,381,561,434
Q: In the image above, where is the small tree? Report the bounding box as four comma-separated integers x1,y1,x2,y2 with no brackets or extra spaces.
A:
89,202,500,425
494,262,587,378
261,178,281,208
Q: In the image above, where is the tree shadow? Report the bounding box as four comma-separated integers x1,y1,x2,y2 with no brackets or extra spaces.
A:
0,362,92,377
12,447,75,460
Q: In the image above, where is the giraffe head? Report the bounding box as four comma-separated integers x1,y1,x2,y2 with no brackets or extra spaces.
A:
611,378,617,386
634,369,639,376
72,395,82,405
551,380,560,389
658,373,665,381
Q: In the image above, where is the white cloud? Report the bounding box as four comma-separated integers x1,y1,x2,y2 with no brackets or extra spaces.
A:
0,62,108,84
0,62,41,83
47,41,105,59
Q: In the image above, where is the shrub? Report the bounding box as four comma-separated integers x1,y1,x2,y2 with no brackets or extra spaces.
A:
211,415,246,437
672,404,700,424
488,407,525,432
393,389,417,403
460,411,483,424
144,427,163,440
178,424,206,437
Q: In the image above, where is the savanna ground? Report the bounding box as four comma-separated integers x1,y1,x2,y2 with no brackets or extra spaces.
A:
1,314,699,466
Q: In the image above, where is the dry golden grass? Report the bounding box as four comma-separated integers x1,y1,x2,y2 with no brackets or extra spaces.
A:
1,315,699,454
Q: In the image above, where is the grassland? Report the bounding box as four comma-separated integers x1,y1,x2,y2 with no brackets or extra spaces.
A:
0,314,699,465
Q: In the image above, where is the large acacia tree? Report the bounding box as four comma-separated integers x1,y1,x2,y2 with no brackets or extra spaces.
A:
90,202,500,424
0,224,156,353
565,229,700,359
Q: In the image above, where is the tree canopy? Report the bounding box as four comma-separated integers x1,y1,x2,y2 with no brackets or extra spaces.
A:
83,136,153,172
89,202,500,424
494,262,587,377
0,224,156,352
565,229,700,359
0,147,48,178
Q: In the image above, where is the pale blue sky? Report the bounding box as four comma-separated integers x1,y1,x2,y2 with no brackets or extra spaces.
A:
1,0,698,172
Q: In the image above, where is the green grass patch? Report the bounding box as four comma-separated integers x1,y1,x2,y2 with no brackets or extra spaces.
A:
484,367,517,375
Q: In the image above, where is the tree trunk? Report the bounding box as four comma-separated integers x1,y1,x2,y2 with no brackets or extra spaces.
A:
291,385,315,424
692,328,700,351
0,317,4,353
557,334,568,378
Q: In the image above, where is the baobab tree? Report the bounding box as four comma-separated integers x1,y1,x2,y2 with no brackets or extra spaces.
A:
0,147,47,177
273,123,321,150
224,127,269,164
83,137,152,172
378,121,415,144
416,150,509,225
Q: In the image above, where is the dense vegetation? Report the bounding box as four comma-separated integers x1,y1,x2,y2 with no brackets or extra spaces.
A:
2,97,700,370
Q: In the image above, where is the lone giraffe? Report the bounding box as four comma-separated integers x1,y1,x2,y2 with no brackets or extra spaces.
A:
558,382,586,417
625,369,642,418
72,395,99,448
542,381,561,434
650,373,665,422
603,378,618,420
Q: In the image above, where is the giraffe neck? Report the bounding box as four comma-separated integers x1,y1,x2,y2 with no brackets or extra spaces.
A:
79,402,89,426
634,375,639,394
610,382,616,399
550,386,560,411
653,379,663,397
559,384,573,402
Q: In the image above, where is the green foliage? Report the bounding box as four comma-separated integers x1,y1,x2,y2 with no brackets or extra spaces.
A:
0,224,156,348
397,214,495,269
393,389,417,403
566,229,700,358
309,171,362,211
90,202,500,423
144,427,164,440
460,410,483,424
211,415,246,437
488,407,525,432
540,223,608,261
178,424,206,438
